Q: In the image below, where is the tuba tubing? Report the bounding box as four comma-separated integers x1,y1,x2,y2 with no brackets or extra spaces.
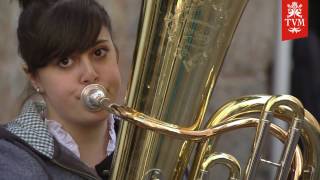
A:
81,84,320,179
109,0,251,179
80,0,320,179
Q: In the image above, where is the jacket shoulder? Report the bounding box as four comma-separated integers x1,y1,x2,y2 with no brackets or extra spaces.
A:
0,127,50,179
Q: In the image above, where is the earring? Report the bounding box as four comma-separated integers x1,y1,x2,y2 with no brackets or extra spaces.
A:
35,87,40,93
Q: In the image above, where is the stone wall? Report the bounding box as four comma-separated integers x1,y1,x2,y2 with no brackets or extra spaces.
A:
0,1,23,123
0,0,277,179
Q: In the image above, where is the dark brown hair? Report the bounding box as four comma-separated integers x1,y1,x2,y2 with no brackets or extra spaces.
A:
17,0,114,74
10,0,116,119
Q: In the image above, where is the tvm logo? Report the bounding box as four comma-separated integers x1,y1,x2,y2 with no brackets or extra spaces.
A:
282,0,308,40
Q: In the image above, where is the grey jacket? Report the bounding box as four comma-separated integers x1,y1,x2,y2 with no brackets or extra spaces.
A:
0,100,112,180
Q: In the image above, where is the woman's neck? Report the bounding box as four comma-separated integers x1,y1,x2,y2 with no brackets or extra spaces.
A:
73,121,109,167
54,117,109,167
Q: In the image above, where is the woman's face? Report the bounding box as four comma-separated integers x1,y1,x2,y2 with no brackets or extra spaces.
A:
31,26,121,125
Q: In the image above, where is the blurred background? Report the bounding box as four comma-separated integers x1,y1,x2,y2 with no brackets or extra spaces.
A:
0,0,319,179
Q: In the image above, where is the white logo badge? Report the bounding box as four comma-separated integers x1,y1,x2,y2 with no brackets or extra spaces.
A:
285,2,305,33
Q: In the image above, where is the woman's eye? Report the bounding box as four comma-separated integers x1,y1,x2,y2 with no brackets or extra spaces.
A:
58,58,73,68
94,48,107,57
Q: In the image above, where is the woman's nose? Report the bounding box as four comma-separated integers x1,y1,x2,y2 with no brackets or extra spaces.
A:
80,59,99,84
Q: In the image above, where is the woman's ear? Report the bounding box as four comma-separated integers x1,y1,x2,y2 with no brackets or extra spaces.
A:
22,64,43,93
22,63,29,74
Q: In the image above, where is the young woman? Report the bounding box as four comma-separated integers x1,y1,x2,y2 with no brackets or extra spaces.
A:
0,0,121,179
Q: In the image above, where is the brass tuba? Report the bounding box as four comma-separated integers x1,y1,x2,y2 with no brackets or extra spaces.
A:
81,0,320,179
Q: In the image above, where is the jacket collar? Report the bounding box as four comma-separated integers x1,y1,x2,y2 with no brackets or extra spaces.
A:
6,100,55,159
5,99,102,179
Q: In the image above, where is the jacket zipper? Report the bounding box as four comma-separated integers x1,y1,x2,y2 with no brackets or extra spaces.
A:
52,159,98,180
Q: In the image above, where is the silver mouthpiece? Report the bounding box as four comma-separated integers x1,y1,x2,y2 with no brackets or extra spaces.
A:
80,84,110,111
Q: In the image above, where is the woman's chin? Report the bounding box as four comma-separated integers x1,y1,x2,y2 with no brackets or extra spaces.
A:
83,110,109,122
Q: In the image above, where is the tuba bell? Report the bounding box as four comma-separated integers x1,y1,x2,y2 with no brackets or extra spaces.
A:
81,0,320,179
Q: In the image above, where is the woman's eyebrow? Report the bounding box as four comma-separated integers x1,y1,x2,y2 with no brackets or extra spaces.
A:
86,39,109,51
94,39,109,46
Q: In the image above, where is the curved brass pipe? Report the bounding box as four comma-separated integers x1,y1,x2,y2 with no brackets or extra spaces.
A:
199,152,241,180
187,118,304,180
82,85,312,179
110,102,300,142
107,98,307,179
83,84,318,179
188,95,319,180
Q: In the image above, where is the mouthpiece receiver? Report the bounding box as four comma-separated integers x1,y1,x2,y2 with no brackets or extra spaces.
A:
80,84,110,111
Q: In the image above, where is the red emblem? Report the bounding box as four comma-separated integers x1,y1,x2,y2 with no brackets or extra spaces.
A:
282,0,308,41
